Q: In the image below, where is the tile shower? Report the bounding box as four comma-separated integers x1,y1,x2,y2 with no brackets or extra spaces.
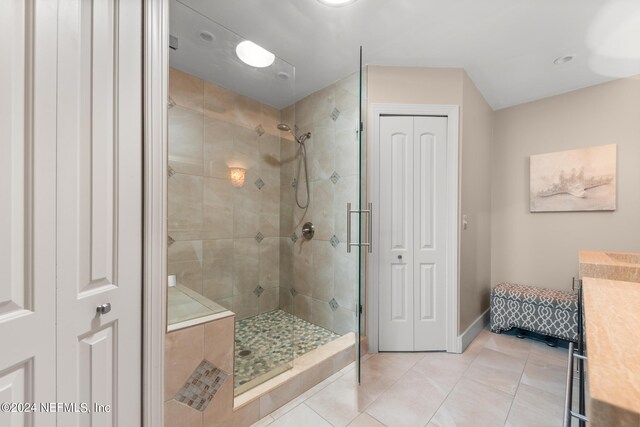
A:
167,66,360,395
168,67,283,317
279,73,361,336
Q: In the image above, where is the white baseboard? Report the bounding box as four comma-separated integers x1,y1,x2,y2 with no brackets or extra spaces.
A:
457,309,490,353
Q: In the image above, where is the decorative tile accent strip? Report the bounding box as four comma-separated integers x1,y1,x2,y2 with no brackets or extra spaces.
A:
255,178,265,190
255,232,264,243
330,171,341,184
330,235,340,248
234,310,340,389
255,124,265,137
330,107,341,121
168,235,175,247
329,298,339,312
253,285,264,297
290,232,298,243
175,360,228,412
168,166,176,178
290,288,297,297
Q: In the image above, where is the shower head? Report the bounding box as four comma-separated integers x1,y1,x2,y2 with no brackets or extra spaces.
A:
278,123,311,144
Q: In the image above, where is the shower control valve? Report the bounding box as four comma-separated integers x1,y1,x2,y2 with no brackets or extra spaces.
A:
302,222,315,240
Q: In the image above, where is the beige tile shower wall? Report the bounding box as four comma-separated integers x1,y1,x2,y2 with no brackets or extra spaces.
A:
491,76,640,291
168,67,283,320
278,73,360,335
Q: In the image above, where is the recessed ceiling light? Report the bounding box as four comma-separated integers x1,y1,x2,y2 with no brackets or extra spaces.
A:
277,72,290,80
199,30,215,43
554,54,576,65
317,0,358,6
236,40,275,68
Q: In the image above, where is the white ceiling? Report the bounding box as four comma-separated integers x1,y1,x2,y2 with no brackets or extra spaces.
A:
170,1,296,109
173,0,640,110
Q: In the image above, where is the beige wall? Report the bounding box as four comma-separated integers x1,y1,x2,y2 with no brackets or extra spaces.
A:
492,76,640,291
367,66,493,334
459,73,494,332
368,66,463,105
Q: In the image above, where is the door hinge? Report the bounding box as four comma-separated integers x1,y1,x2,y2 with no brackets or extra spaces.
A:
359,121,364,132
359,304,363,314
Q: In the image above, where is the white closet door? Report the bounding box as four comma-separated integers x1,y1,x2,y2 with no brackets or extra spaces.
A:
56,0,142,425
413,117,448,351
379,116,415,351
0,1,58,425
378,116,448,352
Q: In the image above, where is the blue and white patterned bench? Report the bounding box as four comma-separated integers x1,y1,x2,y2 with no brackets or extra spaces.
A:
490,282,578,342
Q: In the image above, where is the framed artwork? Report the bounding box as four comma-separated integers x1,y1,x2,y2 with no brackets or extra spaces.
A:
530,144,617,212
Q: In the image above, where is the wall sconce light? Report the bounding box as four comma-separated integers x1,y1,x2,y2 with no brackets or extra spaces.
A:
228,167,246,187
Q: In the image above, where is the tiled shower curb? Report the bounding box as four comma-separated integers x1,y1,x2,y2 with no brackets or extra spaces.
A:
232,333,359,424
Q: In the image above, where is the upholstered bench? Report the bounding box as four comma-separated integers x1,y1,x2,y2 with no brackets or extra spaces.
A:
490,282,578,343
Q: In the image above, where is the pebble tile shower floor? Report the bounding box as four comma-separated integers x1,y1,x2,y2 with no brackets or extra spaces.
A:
234,310,341,389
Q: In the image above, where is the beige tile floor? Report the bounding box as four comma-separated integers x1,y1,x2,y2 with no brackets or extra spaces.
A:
250,328,585,427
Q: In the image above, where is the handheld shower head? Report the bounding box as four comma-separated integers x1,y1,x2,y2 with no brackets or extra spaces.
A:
277,123,312,208
278,123,311,144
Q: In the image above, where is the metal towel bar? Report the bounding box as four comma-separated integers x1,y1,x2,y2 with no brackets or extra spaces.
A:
563,343,589,426
564,278,588,426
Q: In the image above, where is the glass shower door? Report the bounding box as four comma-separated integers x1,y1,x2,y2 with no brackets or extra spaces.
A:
356,46,368,382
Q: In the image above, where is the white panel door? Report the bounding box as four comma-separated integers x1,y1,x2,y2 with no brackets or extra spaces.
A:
56,0,142,425
379,116,415,351
413,117,448,351
378,116,448,352
0,0,58,425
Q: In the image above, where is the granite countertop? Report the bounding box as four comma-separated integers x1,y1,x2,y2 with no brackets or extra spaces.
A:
582,277,640,426
579,250,640,283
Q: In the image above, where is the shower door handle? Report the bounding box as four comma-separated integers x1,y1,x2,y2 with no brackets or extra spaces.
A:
367,202,372,253
346,202,373,253
347,203,353,253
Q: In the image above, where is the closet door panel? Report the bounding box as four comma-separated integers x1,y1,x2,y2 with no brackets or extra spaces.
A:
413,117,448,351
378,116,414,351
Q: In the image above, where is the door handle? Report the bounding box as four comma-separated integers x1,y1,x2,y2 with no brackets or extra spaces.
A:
347,202,373,253
347,203,352,253
368,202,373,254
96,303,112,315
